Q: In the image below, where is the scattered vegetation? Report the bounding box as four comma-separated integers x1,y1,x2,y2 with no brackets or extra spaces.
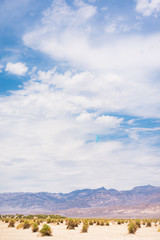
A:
1,214,159,237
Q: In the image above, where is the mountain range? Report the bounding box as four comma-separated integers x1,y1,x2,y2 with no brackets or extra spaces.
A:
0,185,160,218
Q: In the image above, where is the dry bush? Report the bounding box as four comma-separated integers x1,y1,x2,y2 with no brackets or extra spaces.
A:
146,220,152,227
105,221,109,226
8,219,15,228
128,221,137,234
32,222,39,232
81,221,89,233
16,223,24,229
23,220,31,229
5,218,9,223
40,224,52,236
135,219,141,228
66,219,78,229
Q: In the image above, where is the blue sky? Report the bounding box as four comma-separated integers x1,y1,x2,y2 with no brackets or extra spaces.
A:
0,0,160,192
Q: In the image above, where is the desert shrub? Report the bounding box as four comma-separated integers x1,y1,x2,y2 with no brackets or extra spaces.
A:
117,220,122,225
142,219,146,225
96,220,100,225
81,222,89,233
40,224,52,236
46,218,51,223
135,219,141,228
5,218,9,223
89,220,93,225
128,222,137,234
23,220,30,229
16,223,24,229
106,221,109,226
100,220,104,226
158,228,160,232
32,222,39,232
37,220,40,225
8,219,15,227
66,219,78,229
146,220,151,227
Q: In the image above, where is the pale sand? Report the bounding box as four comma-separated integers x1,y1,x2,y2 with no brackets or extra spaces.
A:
0,221,159,240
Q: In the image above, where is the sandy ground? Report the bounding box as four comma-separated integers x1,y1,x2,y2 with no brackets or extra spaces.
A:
0,221,159,240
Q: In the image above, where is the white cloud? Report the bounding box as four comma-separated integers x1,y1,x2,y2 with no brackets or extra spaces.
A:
136,0,160,16
0,69,160,192
5,62,28,76
1,0,160,192
23,0,160,73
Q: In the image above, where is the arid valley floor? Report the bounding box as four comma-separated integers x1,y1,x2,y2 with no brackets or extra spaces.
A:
0,220,160,240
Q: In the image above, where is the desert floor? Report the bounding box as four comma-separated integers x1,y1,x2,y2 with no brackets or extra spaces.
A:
0,221,159,240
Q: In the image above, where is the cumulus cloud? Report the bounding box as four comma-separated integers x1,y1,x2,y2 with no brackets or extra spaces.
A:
23,0,160,72
0,69,160,192
136,0,160,16
5,62,28,76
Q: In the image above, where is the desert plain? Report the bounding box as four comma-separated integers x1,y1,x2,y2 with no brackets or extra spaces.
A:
0,219,160,240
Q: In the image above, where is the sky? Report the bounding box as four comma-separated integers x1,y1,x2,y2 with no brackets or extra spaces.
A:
0,0,160,193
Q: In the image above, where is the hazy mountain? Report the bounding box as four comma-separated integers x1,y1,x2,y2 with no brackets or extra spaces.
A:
0,185,160,218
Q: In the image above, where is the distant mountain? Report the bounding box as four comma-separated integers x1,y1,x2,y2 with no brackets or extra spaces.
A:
0,185,160,218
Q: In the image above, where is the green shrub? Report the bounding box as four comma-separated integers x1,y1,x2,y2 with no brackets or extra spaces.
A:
32,222,39,232
128,222,137,234
81,222,89,233
8,219,15,227
23,220,30,229
40,224,52,236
